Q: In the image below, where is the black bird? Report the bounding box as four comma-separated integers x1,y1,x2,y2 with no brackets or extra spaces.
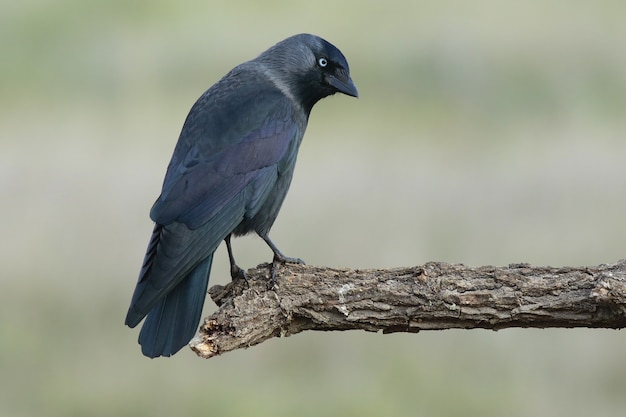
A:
125,34,357,358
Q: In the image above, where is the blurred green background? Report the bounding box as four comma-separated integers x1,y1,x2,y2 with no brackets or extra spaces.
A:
2,1,625,416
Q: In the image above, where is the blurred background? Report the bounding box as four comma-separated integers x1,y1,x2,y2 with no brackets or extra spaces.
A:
1,1,625,416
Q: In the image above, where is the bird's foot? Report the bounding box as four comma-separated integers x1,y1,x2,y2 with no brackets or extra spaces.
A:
269,253,305,289
230,264,249,288
258,233,305,288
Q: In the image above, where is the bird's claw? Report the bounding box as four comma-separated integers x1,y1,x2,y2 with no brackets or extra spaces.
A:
275,253,305,265
230,264,249,288
268,254,305,289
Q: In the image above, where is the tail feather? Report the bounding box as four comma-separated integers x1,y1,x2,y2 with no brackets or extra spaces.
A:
137,254,213,358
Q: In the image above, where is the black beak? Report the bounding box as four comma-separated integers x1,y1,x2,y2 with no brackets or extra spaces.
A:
326,71,359,98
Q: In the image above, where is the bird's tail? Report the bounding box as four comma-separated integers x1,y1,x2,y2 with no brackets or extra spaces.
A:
137,254,213,358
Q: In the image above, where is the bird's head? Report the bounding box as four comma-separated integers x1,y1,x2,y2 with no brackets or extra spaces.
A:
257,34,358,113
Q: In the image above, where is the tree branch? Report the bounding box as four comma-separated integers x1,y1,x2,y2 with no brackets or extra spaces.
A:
190,260,626,358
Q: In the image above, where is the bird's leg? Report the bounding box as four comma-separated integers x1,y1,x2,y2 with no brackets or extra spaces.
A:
225,234,248,285
259,233,305,287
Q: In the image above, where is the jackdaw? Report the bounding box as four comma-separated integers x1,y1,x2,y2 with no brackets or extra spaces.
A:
125,33,358,358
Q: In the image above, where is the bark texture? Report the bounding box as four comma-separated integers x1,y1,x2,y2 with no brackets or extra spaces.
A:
190,260,626,358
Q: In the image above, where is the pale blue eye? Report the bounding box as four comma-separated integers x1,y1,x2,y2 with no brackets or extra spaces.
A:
318,57,328,67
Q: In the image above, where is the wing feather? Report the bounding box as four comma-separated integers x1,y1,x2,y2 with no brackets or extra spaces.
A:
126,68,301,326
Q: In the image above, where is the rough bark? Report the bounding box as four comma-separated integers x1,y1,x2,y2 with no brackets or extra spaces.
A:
190,260,626,359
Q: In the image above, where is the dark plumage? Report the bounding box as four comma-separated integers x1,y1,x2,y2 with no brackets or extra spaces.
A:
125,34,357,358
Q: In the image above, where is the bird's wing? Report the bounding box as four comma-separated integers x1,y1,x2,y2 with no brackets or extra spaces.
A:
151,81,299,229
126,77,300,323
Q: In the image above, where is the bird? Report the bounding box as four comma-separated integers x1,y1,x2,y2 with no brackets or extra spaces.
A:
125,33,358,358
